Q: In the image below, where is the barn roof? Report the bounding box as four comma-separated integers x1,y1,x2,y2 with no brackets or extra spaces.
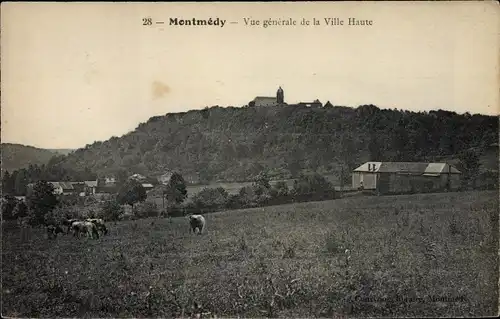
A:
379,162,430,174
424,163,461,174
84,181,98,187
353,162,461,174
49,181,74,190
59,182,75,190
129,173,147,181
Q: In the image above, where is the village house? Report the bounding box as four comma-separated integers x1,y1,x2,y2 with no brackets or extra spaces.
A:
129,173,147,182
26,180,97,197
141,183,154,191
157,172,173,185
48,182,75,195
352,161,462,195
70,182,86,196
104,176,116,186
84,180,98,195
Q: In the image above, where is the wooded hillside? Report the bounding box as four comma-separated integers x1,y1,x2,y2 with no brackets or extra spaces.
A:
1,143,65,173
50,104,498,183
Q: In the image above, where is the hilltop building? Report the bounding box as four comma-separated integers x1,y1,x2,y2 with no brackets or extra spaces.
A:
249,86,323,108
297,99,323,108
249,86,286,107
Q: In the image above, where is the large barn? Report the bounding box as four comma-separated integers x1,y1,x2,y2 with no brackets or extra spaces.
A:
352,162,462,195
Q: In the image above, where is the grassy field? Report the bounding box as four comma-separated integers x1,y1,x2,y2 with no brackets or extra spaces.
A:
2,191,498,318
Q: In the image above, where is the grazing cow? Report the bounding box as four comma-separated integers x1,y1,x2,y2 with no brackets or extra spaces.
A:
86,218,108,236
71,221,99,239
62,218,80,234
46,224,65,239
189,214,206,235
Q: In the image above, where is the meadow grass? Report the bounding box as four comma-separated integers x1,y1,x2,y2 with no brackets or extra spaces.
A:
2,190,498,318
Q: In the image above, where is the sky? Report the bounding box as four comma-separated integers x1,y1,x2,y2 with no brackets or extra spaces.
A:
1,1,499,149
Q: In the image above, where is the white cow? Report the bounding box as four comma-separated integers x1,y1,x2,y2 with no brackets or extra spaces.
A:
189,214,206,235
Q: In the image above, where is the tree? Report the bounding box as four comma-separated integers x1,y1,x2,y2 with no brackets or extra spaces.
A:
13,200,28,219
253,172,271,189
100,199,124,221
340,134,356,170
162,172,188,216
292,173,335,201
2,171,14,195
192,187,229,213
115,168,129,187
1,195,18,220
238,185,258,208
459,150,481,189
270,181,289,198
391,119,410,161
14,169,29,196
117,179,147,210
26,181,59,226
287,158,303,178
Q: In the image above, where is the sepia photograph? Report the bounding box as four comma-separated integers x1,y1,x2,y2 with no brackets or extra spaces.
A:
1,1,499,318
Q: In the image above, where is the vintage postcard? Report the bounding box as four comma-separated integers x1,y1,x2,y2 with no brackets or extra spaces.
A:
1,1,499,318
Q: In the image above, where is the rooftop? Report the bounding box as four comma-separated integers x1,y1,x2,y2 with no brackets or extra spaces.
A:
353,162,461,174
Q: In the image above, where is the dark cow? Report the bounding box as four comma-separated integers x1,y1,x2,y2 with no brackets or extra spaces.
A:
46,224,65,239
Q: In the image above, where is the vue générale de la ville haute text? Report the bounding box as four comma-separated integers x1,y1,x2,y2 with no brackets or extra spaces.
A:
145,17,374,28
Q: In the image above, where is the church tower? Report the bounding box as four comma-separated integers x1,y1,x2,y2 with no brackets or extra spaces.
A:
276,86,284,104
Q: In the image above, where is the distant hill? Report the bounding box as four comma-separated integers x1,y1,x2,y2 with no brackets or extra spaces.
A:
47,149,75,156
1,143,71,173
52,104,498,184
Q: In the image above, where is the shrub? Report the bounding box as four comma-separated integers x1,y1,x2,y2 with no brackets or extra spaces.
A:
1,195,19,220
26,181,59,226
292,173,336,201
117,180,147,209
272,181,289,197
100,200,123,221
238,186,259,208
325,231,345,254
12,201,28,219
134,202,160,219
192,187,229,213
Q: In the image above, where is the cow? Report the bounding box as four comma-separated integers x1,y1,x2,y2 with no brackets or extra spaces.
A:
62,218,81,234
85,218,108,236
189,214,206,235
46,224,65,239
71,221,100,239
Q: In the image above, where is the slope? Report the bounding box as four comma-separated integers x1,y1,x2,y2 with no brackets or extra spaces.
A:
55,105,498,183
1,143,62,173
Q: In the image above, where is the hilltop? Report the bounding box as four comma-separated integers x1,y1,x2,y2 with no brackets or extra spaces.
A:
0,143,73,173
51,104,498,183
46,148,75,156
